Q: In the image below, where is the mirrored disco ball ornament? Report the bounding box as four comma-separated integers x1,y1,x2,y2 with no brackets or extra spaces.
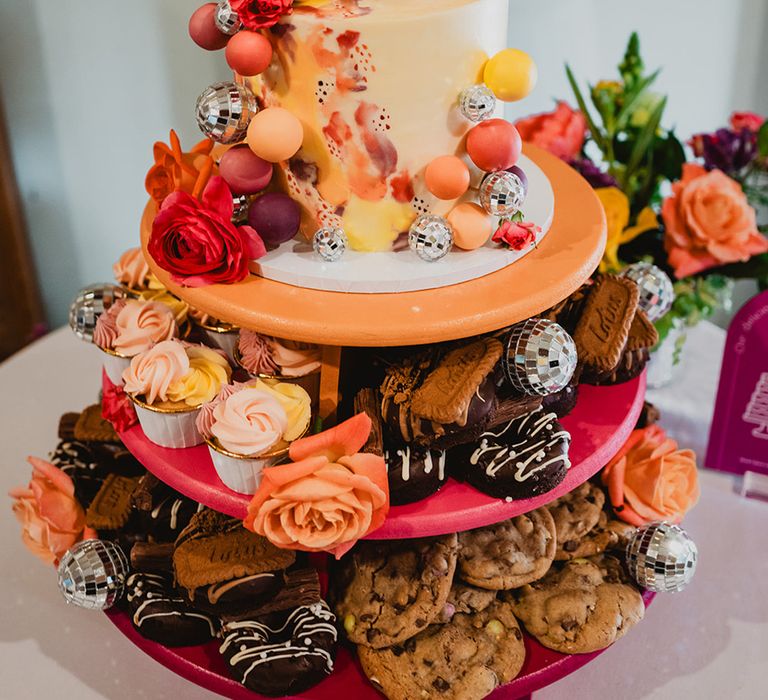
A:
313,228,348,262
459,84,497,122
408,215,454,262
57,540,129,610
214,0,242,35
621,262,674,322
503,318,578,396
626,522,698,593
232,193,250,224
479,171,527,217
68,283,127,343
196,81,258,144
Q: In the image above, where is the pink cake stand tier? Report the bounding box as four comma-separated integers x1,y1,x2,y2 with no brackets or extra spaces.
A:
106,591,654,699
109,372,645,538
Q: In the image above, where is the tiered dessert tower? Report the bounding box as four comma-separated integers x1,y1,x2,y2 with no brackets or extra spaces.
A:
51,2,697,698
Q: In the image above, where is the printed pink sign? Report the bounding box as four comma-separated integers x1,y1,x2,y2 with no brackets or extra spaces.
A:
706,291,768,475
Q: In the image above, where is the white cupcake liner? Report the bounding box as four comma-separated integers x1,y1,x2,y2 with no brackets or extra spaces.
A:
130,398,203,449
203,328,239,364
100,349,132,385
207,440,288,494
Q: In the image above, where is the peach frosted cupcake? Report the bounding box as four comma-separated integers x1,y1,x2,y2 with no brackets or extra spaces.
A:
235,330,322,407
113,247,161,296
197,379,311,494
123,339,231,448
188,306,240,363
93,298,179,384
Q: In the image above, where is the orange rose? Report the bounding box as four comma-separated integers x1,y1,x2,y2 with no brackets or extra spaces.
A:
514,101,587,161
662,163,768,278
145,129,216,204
244,413,389,558
602,425,700,526
8,457,96,566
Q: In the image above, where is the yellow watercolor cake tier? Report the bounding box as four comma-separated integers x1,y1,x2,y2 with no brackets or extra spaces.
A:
251,0,509,251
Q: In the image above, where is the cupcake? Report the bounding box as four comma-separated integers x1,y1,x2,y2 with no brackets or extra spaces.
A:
123,340,231,449
189,306,239,363
140,288,191,329
113,247,162,296
235,330,322,407
94,298,179,384
198,379,311,494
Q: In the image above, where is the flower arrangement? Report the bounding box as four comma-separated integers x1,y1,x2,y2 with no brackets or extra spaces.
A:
516,33,768,350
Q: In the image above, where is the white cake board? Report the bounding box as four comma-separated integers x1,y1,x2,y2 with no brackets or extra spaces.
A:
251,154,555,294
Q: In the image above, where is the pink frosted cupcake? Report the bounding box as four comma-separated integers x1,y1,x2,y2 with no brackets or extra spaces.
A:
198,379,311,494
94,298,179,384
123,340,231,449
235,330,322,407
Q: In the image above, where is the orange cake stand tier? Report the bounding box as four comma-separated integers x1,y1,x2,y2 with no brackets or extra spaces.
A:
141,145,607,348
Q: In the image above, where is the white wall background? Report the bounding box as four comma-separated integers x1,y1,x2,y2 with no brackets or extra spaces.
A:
1,0,767,327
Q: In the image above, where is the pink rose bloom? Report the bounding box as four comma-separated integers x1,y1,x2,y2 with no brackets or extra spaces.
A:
730,111,765,133
9,457,96,566
93,299,126,350
492,220,540,251
114,299,178,357
514,101,587,160
123,339,190,404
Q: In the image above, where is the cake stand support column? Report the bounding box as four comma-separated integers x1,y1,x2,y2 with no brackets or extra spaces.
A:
318,344,342,424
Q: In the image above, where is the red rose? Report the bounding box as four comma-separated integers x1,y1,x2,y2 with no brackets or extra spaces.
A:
730,111,765,133
102,381,138,433
492,220,540,251
231,0,293,30
148,176,266,287
514,101,587,161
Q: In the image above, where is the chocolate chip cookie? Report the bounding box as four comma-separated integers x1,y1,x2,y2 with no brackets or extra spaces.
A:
547,481,605,553
358,599,525,700
457,508,556,590
508,555,645,654
331,534,458,649
555,511,636,561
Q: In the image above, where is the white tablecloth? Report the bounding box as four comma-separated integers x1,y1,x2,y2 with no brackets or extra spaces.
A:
1,324,765,700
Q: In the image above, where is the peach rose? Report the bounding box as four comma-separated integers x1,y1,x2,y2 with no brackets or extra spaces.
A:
9,457,96,565
244,413,389,558
514,101,587,161
602,425,700,526
662,163,768,278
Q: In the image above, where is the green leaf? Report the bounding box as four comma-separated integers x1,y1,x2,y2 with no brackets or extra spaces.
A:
622,96,667,187
758,119,768,157
653,131,686,181
615,69,661,129
565,64,605,150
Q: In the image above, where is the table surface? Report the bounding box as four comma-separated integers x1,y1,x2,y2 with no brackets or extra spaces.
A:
2,323,766,700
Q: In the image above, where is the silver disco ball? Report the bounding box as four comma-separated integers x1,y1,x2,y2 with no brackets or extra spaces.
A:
68,283,127,343
503,318,578,396
621,262,675,322
479,170,527,217
313,228,348,262
214,0,242,35
57,540,129,610
196,81,258,144
458,84,497,122
408,215,454,262
626,522,698,593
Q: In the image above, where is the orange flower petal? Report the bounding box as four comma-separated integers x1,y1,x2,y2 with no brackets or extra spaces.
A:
289,413,373,463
